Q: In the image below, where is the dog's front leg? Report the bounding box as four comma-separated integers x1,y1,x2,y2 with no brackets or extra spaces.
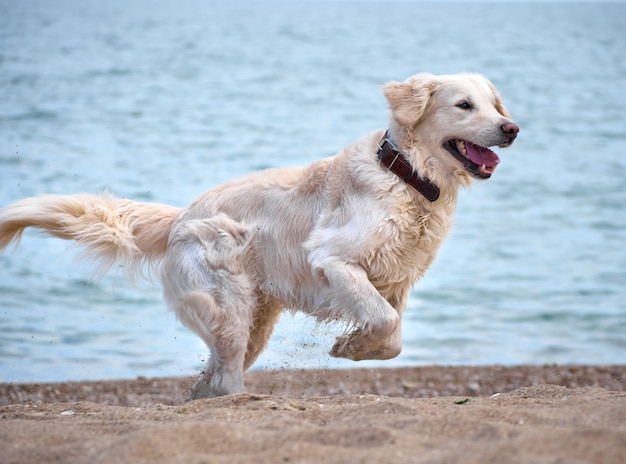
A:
312,257,401,361
338,287,409,361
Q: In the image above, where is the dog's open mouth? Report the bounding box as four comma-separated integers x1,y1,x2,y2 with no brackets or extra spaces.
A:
444,140,500,179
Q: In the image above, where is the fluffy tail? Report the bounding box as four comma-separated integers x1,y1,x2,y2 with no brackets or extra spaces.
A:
0,193,182,281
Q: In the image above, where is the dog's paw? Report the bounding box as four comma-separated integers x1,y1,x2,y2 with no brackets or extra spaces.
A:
329,334,354,360
189,372,245,399
329,330,370,361
190,378,218,399
329,330,401,361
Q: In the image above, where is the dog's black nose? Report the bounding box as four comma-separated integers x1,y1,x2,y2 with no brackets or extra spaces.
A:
502,122,519,139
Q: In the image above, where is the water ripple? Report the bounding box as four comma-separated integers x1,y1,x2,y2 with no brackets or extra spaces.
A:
1,1,625,382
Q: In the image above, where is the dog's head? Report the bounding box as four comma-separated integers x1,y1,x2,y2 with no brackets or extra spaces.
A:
383,73,518,186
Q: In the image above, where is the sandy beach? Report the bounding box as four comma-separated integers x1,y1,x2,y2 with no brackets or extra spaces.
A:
1,365,625,463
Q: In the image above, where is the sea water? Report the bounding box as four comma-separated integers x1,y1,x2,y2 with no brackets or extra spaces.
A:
0,0,624,382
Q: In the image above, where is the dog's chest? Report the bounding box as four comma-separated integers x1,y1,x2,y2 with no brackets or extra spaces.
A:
364,203,453,288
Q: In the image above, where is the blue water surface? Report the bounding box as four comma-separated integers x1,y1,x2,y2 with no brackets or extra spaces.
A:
0,0,624,382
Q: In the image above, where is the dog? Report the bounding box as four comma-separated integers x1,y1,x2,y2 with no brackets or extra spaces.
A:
0,73,518,398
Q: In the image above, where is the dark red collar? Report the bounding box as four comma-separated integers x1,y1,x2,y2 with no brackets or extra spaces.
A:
377,131,440,202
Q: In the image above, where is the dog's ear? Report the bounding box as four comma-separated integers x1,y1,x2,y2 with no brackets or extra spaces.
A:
486,80,511,119
383,74,439,127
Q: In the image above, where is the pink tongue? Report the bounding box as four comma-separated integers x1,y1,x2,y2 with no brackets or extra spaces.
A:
466,142,500,168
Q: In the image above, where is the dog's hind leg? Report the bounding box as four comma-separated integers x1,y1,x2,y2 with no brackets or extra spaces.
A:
177,290,253,398
161,215,255,398
243,294,283,371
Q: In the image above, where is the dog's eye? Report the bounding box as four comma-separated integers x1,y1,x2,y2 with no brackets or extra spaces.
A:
456,101,473,110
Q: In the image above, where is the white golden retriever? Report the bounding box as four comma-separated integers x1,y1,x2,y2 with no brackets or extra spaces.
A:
0,73,518,398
